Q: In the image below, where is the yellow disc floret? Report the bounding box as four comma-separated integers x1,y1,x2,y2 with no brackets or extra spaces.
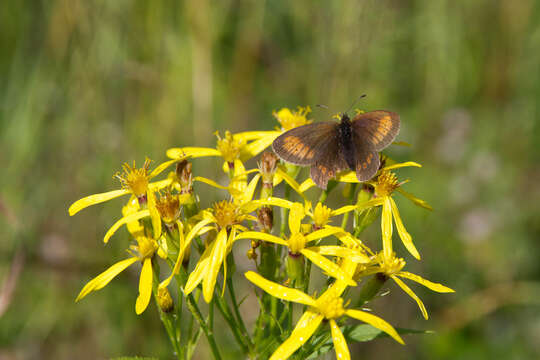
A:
114,158,152,198
374,170,400,197
273,106,312,131
213,200,240,229
316,291,346,320
216,131,243,163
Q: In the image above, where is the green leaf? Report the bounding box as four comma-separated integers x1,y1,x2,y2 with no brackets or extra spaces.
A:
306,324,433,359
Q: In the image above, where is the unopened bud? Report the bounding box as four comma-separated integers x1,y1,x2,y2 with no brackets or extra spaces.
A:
259,151,278,186
157,286,174,313
257,206,273,232
176,160,193,194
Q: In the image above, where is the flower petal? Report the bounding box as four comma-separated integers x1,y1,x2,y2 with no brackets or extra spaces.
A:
149,159,179,179
330,204,358,216
147,190,162,239
329,319,351,360
308,246,369,263
382,197,393,259
305,226,344,242
299,178,316,193
395,272,454,293
345,309,404,344
103,210,150,243
240,132,281,161
275,168,305,197
184,245,213,295
301,249,356,286
69,189,129,216
381,161,421,171
148,178,173,191
389,197,420,260
135,258,153,314
289,202,305,234
76,257,138,301
391,275,428,319
234,231,288,246
270,311,324,360
245,271,316,306
166,147,221,159
193,176,228,190
334,171,360,183
234,130,280,142
184,218,214,251
396,188,433,211
202,228,228,303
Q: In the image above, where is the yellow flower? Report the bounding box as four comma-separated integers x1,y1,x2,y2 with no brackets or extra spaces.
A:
273,106,312,131
245,271,404,360
357,251,454,319
76,234,160,315
236,202,368,286
166,130,280,174
182,200,257,302
68,158,178,216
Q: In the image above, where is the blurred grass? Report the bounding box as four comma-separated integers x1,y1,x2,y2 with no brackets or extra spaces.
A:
1,0,539,359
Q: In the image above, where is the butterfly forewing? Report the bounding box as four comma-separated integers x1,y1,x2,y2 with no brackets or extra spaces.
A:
351,110,400,151
310,140,349,189
272,122,338,165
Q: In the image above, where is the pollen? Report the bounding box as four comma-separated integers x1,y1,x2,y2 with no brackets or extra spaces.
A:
316,291,346,319
273,106,312,131
374,170,400,197
288,232,307,254
155,190,181,225
213,200,240,229
136,236,158,259
378,252,406,275
216,131,243,163
114,158,152,199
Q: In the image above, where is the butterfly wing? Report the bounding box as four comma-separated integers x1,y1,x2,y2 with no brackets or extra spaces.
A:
309,139,349,190
272,122,338,165
354,145,380,182
351,110,400,151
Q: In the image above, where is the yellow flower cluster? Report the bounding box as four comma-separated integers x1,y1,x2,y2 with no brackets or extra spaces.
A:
69,107,453,360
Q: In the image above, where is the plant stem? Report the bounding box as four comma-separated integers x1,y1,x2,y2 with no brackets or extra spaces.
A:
185,293,223,360
227,276,252,348
356,273,388,307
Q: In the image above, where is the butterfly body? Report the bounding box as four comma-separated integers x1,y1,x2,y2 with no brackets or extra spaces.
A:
272,110,400,189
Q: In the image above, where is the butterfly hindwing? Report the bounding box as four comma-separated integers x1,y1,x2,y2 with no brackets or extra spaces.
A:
351,110,400,151
310,140,349,189
272,122,338,165
354,146,380,182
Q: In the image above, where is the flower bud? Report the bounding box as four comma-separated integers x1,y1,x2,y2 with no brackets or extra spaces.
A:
157,286,174,313
176,160,193,194
257,206,273,232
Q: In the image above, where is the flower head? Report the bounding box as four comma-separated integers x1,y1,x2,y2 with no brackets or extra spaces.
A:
216,130,244,164
155,190,181,225
114,158,152,200
273,106,312,131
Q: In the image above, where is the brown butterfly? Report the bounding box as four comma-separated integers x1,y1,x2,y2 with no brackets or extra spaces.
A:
272,110,400,189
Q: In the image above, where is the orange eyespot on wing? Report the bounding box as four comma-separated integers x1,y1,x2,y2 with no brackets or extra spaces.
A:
309,141,349,189
351,110,400,151
272,122,338,165
355,149,380,182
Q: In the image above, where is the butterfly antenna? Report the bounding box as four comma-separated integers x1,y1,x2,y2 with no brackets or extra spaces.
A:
345,94,367,114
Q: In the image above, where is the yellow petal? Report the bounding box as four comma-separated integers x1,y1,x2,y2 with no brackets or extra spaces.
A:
301,249,356,286
345,309,404,344
135,258,153,314
396,188,433,211
242,173,261,204
381,161,421,171
184,218,214,251
234,231,288,246
148,178,173,191
245,271,316,306
202,228,228,302
391,275,428,319
299,178,315,193
270,311,323,360
166,147,221,159
240,133,281,161
193,176,228,190
382,197,393,259
103,210,150,243
334,171,360,183
329,319,351,360
184,245,212,295
395,272,454,293
330,204,358,216
289,202,304,234
308,246,369,263
305,226,344,242
234,130,280,142
147,190,162,239
76,257,138,301
149,159,179,179
68,189,129,216
389,197,420,260
275,168,305,198
245,197,293,211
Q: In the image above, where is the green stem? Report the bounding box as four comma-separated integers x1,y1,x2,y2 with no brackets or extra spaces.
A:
213,287,249,353
227,277,252,348
185,294,223,360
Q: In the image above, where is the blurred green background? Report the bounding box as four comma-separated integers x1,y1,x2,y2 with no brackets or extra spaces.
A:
1,0,540,359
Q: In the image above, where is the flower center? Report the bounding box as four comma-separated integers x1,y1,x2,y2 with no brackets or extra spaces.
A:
115,159,152,199
378,252,406,275
213,200,240,229
216,131,243,163
317,292,346,320
136,236,158,259
156,191,181,224
288,232,307,254
313,202,332,229
374,171,400,197
273,106,312,131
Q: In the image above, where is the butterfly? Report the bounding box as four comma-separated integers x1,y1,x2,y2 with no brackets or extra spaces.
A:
272,110,400,189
